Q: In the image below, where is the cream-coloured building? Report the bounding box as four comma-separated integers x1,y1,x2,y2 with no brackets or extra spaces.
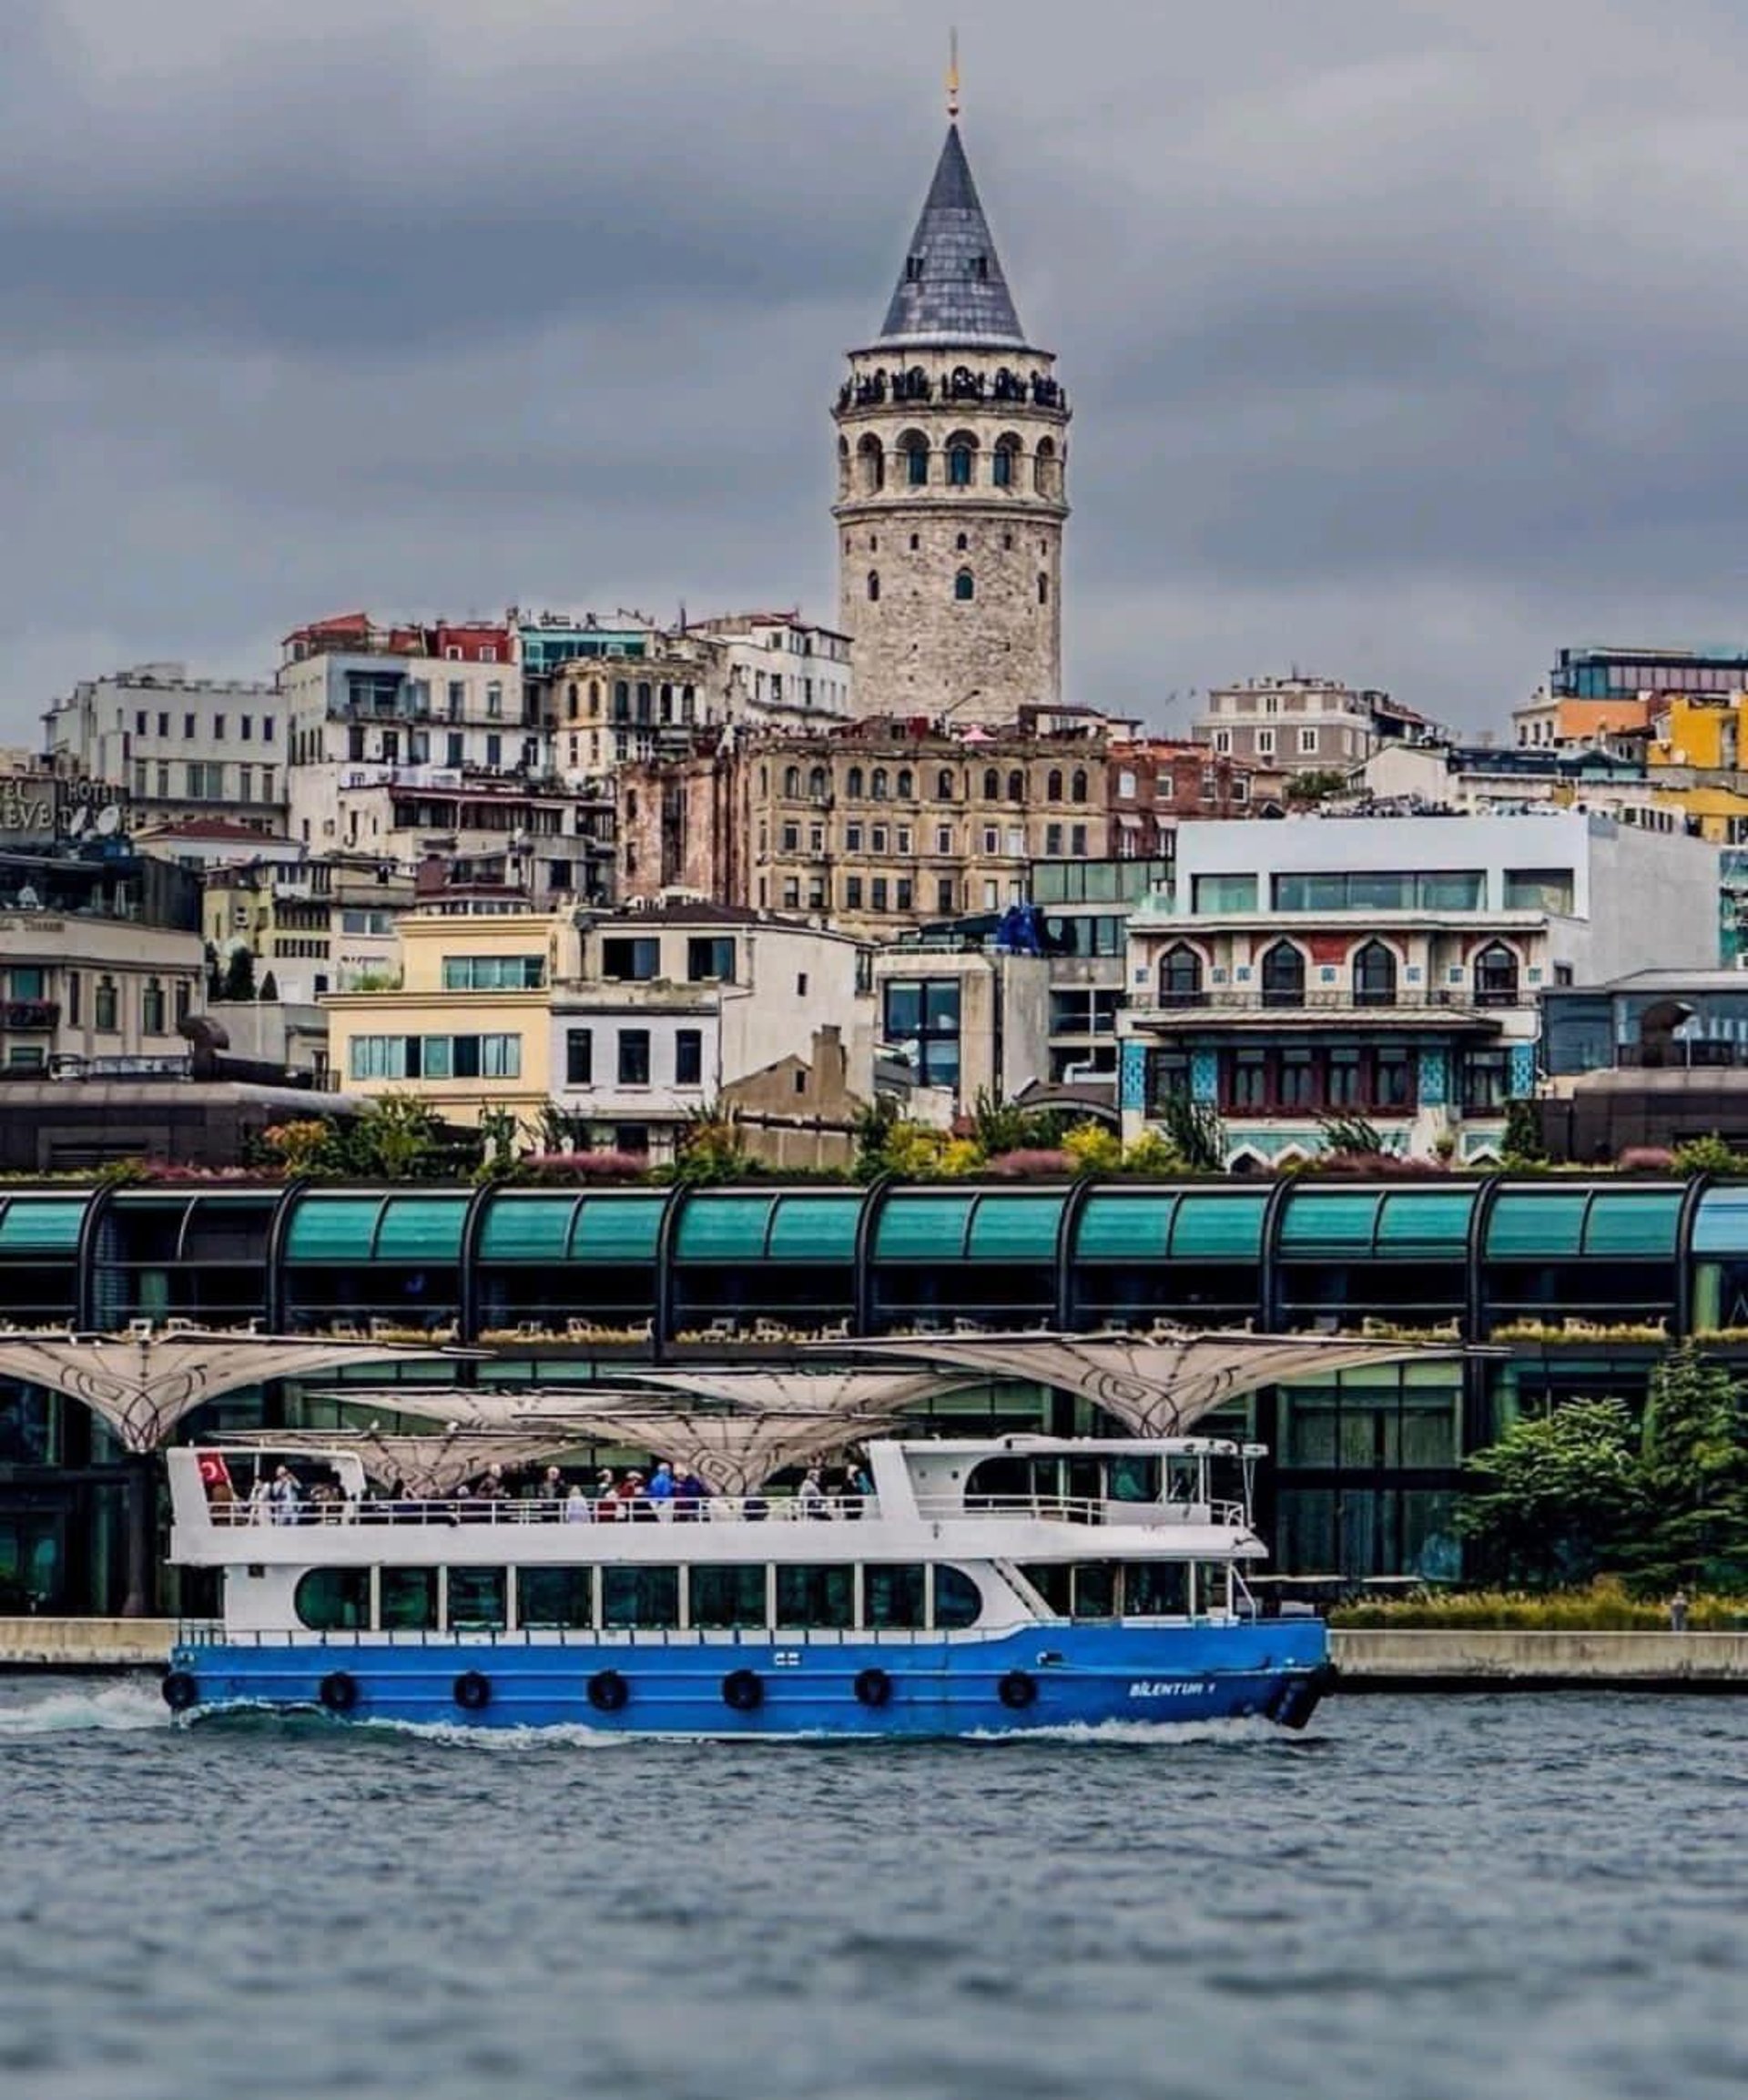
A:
322,908,556,1129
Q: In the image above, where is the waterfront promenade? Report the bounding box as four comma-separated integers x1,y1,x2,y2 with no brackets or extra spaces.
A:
3,1618,1744,1687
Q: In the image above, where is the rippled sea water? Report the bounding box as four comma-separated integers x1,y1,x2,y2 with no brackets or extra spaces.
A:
0,1679,1742,2100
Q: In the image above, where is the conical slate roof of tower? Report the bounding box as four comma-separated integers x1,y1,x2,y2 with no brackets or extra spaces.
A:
877,125,1027,348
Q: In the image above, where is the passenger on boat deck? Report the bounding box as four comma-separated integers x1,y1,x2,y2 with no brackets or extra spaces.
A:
476,1464,511,1501
798,1466,829,1518
540,1466,564,1507
843,1458,874,1514
674,1469,710,1519
622,1469,648,1519
645,1461,676,1517
248,1473,274,1524
564,1484,591,1523
270,1466,301,1525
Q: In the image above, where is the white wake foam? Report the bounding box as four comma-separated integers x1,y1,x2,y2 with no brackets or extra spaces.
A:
0,1678,170,1737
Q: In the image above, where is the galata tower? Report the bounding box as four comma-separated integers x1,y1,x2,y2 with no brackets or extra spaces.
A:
833,72,1069,727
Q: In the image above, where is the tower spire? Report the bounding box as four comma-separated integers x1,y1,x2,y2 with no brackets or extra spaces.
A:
947,28,960,121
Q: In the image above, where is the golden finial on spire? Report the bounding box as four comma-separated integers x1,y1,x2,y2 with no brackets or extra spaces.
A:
947,27,960,121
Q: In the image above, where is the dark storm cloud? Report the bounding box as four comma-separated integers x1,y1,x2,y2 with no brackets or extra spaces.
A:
8,0,1748,732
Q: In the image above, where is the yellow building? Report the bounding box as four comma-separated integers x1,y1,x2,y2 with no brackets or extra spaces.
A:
322,908,556,1129
1650,781,1748,846
1649,695,1746,774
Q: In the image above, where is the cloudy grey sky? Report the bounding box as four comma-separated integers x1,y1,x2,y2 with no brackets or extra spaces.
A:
7,0,1748,741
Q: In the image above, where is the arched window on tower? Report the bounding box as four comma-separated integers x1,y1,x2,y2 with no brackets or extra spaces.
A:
956,533,970,553
867,571,880,603
992,434,1021,488
858,434,884,494
898,431,930,487
1034,437,1058,498
947,431,978,487
954,570,975,602
837,436,850,501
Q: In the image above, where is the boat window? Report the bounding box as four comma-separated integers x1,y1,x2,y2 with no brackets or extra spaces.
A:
775,1564,855,1629
602,1566,679,1630
380,1567,439,1631
447,1567,506,1632
1194,1562,1233,1616
863,1564,927,1630
294,1567,370,1631
1165,1457,1202,1505
1106,1457,1160,1504
689,1565,767,1630
933,1565,982,1629
1123,1562,1189,1617
1072,1563,1120,1620
518,1567,594,1630
1019,1563,1071,1616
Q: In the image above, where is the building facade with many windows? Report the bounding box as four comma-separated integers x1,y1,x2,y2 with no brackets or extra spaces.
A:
1119,812,1721,1166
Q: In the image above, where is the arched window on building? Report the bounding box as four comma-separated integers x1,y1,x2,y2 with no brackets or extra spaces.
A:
896,768,914,798
937,768,955,799
847,766,865,799
1261,941,1306,1009
982,767,1001,800
1071,768,1088,803
808,766,828,797
867,571,880,603
1006,770,1024,802
871,767,889,800
1353,939,1398,1008
783,765,801,797
954,570,975,602
1159,945,1203,1009
1475,942,1520,1008
1046,769,1063,803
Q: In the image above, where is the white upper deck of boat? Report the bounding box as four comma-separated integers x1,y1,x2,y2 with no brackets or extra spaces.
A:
166,1435,1265,1572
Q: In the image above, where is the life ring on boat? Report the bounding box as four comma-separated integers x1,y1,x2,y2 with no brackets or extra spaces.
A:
997,1669,1038,1711
586,1669,629,1713
721,1668,764,1713
318,1670,359,1714
852,1667,893,1709
161,1669,198,1713
452,1670,492,1712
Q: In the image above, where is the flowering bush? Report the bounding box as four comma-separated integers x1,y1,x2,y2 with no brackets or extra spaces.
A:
983,1148,1074,1178
518,1150,647,1182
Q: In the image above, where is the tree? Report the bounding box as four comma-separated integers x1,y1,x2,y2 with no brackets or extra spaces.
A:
1153,1091,1225,1173
221,948,256,1001
1629,1344,1748,1592
257,970,279,1003
346,1094,441,1181
1457,1398,1646,1588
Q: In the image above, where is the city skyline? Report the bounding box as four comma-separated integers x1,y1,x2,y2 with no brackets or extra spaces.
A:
9,0,1748,738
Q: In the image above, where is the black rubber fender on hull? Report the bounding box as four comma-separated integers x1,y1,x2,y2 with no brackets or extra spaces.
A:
161,1669,198,1713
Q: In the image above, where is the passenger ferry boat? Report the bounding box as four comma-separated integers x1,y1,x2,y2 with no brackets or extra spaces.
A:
161,1435,1335,1736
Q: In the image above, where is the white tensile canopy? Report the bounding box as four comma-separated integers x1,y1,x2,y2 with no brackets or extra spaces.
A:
0,1328,478,1455
816,1327,1468,1436
214,1427,586,1497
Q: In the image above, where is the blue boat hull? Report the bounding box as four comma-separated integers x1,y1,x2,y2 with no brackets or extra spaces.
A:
166,1621,1334,1736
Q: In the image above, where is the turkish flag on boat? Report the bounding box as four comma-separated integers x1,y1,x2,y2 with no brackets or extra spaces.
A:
198,1452,233,1491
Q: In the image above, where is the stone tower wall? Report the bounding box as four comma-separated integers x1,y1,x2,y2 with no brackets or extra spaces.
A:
833,348,1068,725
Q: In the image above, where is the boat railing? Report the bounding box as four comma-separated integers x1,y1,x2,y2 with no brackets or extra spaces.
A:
202,1494,885,1529
914,1494,1247,1529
